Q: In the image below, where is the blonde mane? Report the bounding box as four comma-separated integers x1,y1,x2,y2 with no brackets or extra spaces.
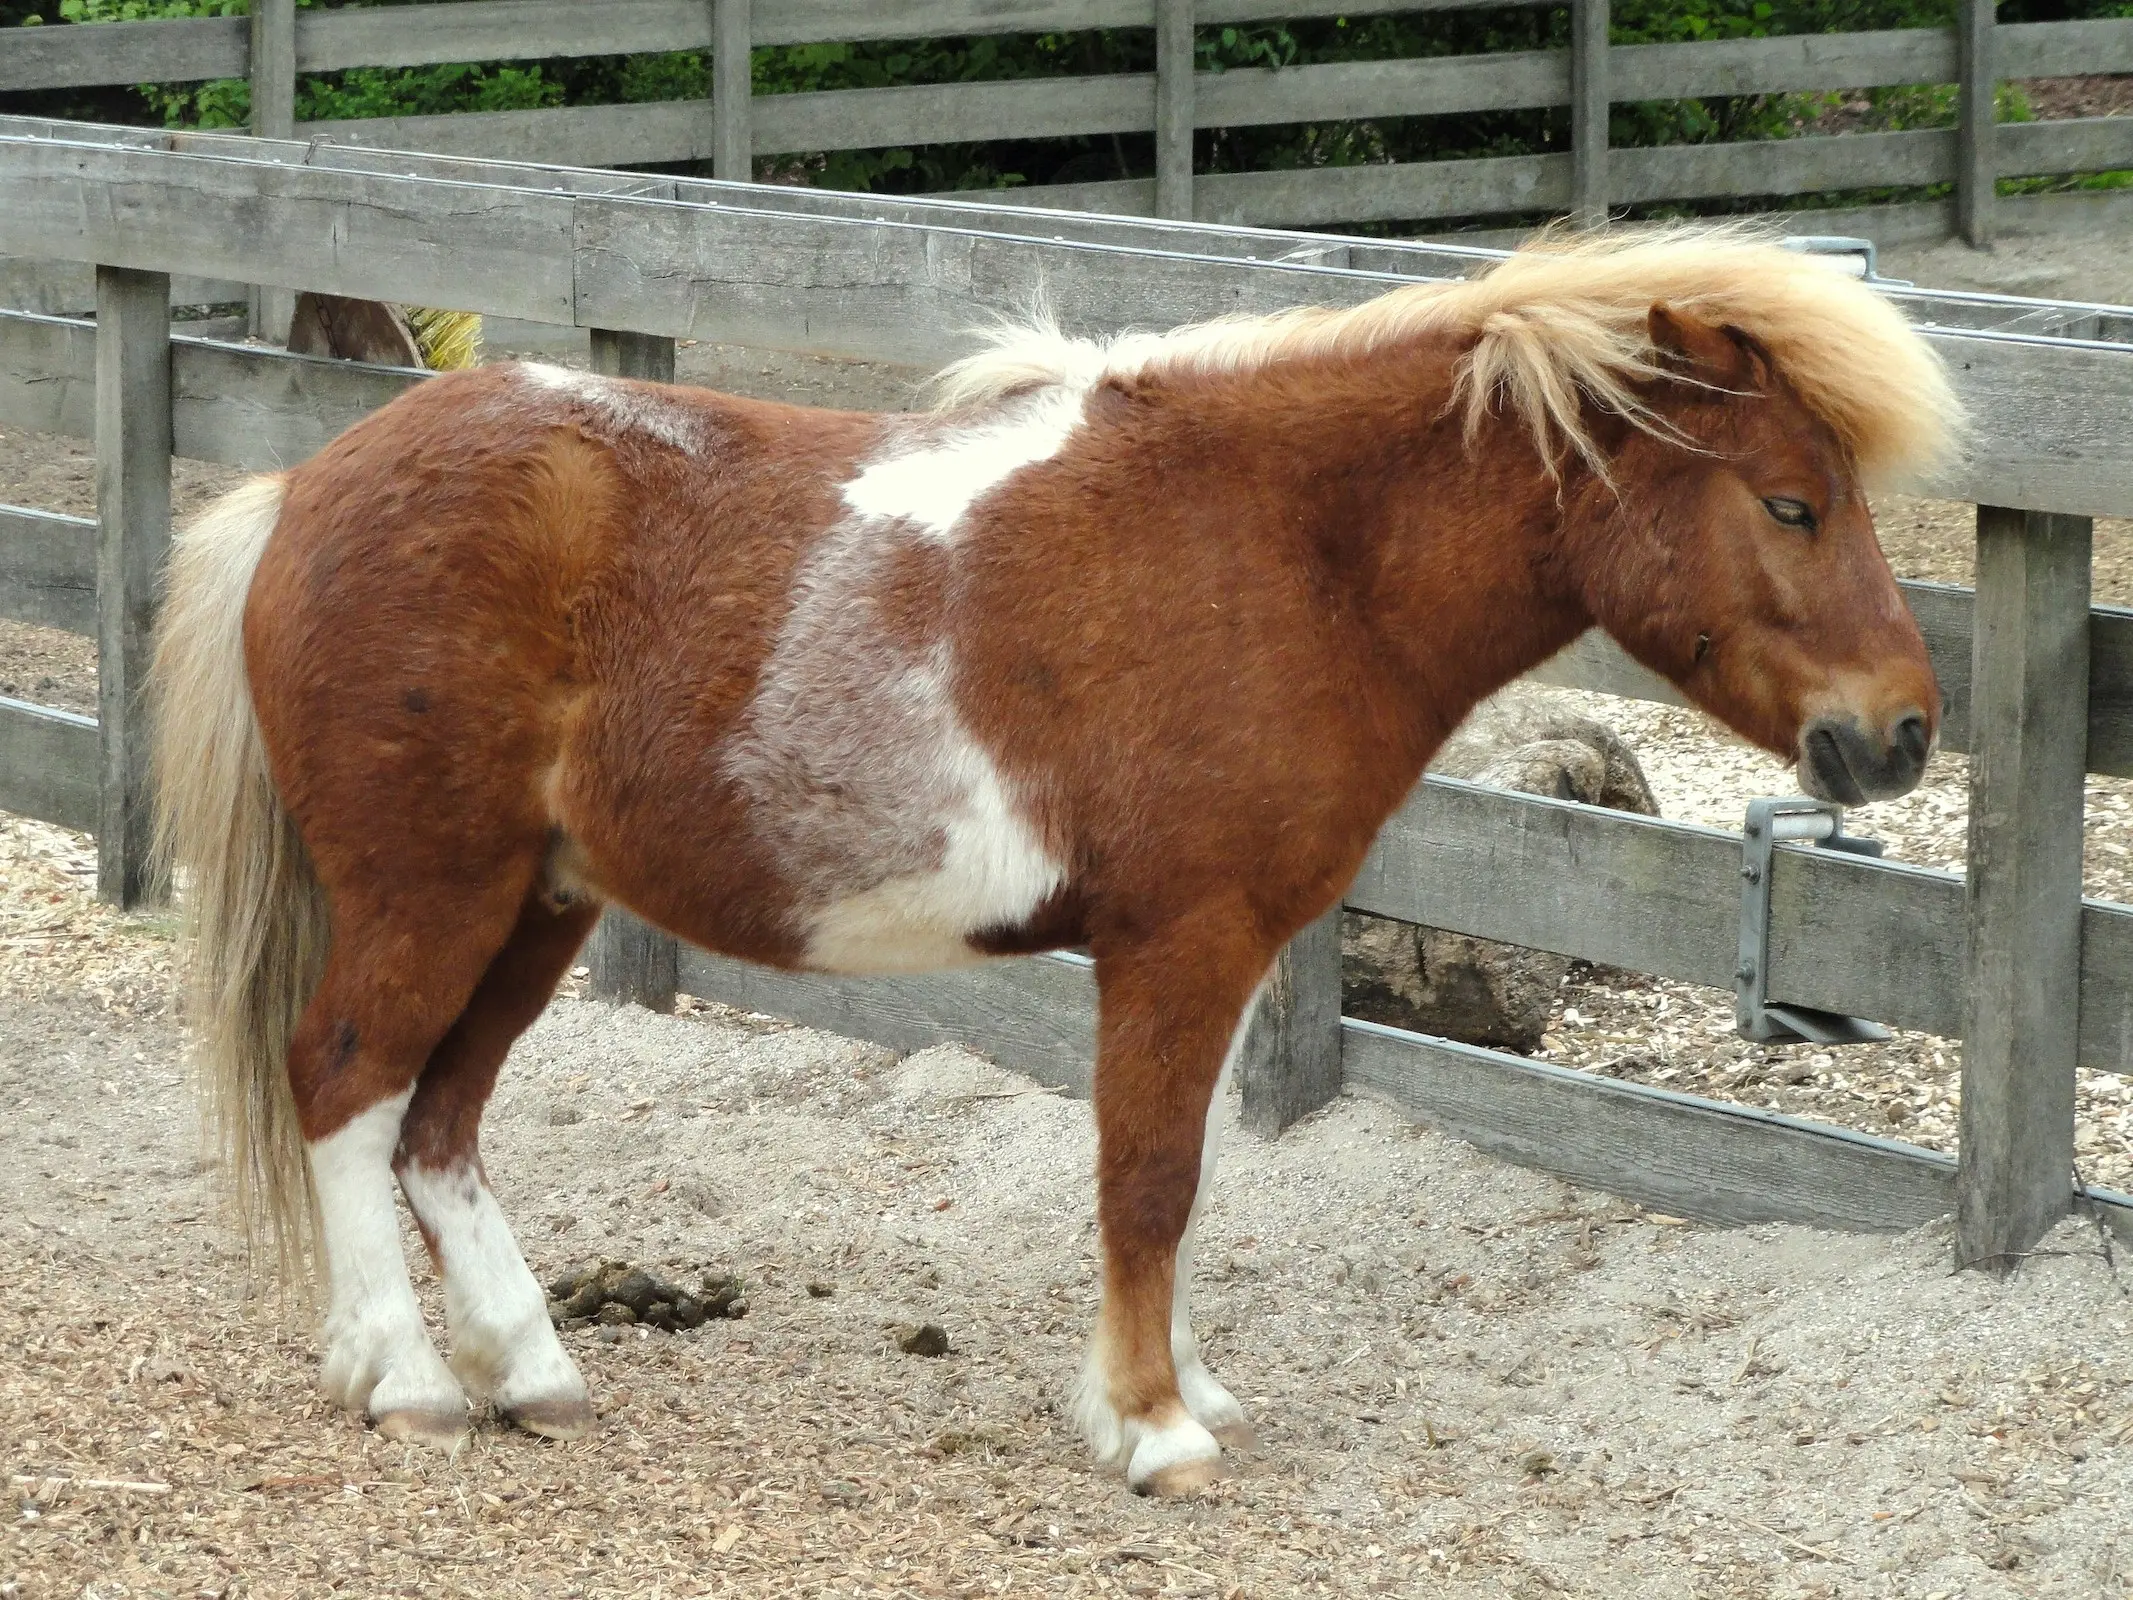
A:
933,225,1962,487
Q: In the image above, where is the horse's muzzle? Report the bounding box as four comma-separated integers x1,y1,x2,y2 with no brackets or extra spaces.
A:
1798,710,1932,805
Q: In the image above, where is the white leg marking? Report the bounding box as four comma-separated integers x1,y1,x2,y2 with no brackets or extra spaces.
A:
1075,991,1260,1482
309,1092,464,1431
1173,1019,1250,1442
398,1161,589,1420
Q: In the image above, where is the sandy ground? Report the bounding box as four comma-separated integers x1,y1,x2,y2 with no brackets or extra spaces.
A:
3,881,2132,1600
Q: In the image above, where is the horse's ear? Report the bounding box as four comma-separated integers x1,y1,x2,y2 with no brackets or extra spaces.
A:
1646,303,1771,390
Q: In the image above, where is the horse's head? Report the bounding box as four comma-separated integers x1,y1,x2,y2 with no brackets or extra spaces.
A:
1573,303,1942,805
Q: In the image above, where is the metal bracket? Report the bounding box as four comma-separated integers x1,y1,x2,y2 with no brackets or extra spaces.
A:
1778,233,1912,287
1735,797,1893,1046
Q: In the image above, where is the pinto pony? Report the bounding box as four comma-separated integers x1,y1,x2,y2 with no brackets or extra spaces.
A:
153,229,1955,1494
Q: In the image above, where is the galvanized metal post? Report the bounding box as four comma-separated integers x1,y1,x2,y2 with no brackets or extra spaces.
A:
248,0,297,341
1958,505,2089,1270
1571,0,1610,227
713,0,753,182
582,328,682,1011
1238,906,1345,1137
1958,0,1997,248
1155,0,1195,221
94,265,173,909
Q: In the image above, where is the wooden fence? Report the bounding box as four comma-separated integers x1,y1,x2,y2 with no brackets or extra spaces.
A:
3,2,2133,241
2,118,2131,1268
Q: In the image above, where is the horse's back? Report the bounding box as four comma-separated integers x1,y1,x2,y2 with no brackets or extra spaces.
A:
242,362,879,952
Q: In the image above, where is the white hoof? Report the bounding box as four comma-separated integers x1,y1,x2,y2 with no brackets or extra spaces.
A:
1127,1415,1224,1496
320,1319,466,1440
1178,1359,1253,1449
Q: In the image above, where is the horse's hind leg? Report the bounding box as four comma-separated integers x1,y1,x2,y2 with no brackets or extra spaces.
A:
294,885,531,1448
393,892,601,1439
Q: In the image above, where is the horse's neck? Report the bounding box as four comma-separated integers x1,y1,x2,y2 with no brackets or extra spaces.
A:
1280,371,1594,756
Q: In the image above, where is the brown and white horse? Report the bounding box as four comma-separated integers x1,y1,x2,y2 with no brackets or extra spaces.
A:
153,229,1954,1494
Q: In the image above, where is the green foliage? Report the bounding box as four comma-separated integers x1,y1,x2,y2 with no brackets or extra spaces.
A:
3,0,2129,213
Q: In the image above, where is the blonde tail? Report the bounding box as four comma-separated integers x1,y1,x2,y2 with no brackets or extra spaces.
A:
151,475,330,1293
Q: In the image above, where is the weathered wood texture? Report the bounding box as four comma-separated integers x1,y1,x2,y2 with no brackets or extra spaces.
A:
1571,0,1609,226
713,0,752,181
584,910,681,1014
1237,907,1345,1137
3,117,2123,341
0,504,95,636
679,947,1100,1097
93,266,172,909
1959,507,2091,1269
1154,0,1194,221
0,310,427,469
579,325,684,1012
1959,0,1996,247
10,13,2131,234
1343,1020,1959,1231
247,0,298,341
0,696,98,835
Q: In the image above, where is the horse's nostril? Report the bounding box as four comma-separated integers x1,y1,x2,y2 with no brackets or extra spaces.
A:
1891,712,1930,770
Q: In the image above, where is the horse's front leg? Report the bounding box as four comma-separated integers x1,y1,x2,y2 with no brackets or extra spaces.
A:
1074,928,1269,1495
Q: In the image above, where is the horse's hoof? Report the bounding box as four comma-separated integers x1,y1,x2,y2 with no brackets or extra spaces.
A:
1210,1419,1257,1453
372,1408,469,1451
503,1396,597,1441
1135,1456,1225,1498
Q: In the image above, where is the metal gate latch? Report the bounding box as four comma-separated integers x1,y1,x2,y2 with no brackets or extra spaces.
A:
1735,797,1892,1046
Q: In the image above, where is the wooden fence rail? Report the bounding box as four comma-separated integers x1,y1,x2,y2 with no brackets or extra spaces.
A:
3,5,2132,235
2,124,2131,1256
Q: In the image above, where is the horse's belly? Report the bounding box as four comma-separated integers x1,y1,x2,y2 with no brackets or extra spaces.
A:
793,750,1064,975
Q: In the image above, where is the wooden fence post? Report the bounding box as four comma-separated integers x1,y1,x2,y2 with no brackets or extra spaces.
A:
1571,0,1610,227
712,0,753,181
248,0,297,341
94,265,173,909
1957,505,2089,1269
1155,0,1195,221
581,327,683,1011
1958,0,1997,248
1237,906,1344,1137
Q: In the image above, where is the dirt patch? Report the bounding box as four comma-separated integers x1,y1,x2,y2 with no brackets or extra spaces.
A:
3,889,2132,1599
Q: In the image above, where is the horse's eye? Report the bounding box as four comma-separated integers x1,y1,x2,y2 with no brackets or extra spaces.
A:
1763,496,1817,531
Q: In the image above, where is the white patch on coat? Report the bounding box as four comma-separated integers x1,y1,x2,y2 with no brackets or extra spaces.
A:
397,1161,589,1413
518,361,698,453
309,1091,463,1423
1172,1008,1252,1438
841,385,1085,542
725,391,1084,973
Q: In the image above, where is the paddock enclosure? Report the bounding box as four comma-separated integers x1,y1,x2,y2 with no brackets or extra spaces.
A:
2,112,2133,1296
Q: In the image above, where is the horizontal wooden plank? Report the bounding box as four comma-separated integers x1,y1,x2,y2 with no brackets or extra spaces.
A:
1194,152,1570,227
755,75,1153,154
0,16,246,92
1195,51,1565,126
1614,29,1954,100
0,141,578,324
2000,17,2133,81
0,310,427,470
2000,115,2133,180
0,694,97,835
1344,1019,1958,1230
1615,129,1954,206
678,947,1097,1097
0,503,94,636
